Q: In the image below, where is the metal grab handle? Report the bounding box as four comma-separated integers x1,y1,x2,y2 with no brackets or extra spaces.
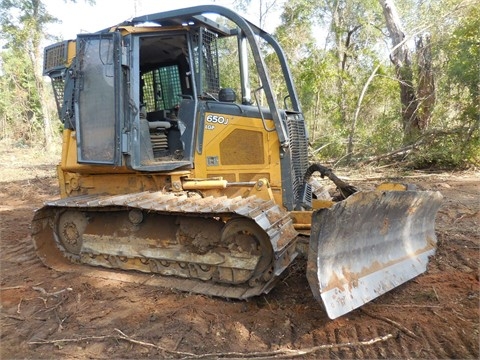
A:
253,86,276,132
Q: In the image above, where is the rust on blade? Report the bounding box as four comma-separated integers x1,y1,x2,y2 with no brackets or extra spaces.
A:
307,189,443,319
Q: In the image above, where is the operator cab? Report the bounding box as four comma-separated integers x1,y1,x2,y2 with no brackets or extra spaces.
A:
127,21,235,171
43,5,310,211
43,6,305,190
132,32,193,170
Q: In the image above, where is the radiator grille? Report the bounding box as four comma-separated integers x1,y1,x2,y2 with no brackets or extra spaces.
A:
285,113,310,206
43,41,70,75
219,129,264,165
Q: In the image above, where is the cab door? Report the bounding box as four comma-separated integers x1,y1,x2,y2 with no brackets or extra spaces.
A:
74,32,124,165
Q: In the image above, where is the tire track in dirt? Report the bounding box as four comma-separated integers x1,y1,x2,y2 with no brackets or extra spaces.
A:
366,324,389,358
396,329,416,359
458,325,479,357
351,325,370,359
333,327,349,358
453,253,476,273
444,329,475,359
1,235,44,277
423,327,457,359
350,323,380,359
413,310,477,359
3,238,35,258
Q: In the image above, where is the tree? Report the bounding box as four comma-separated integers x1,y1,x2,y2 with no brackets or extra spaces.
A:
272,0,330,141
0,0,52,145
0,0,94,149
424,1,480,167
381,0,479,167
280,0,394,161
442,3,479,128
415,34,435,129
233,0,281,29
378,0,425,143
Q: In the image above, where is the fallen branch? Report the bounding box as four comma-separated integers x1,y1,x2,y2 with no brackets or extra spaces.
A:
2,315,25,321
114,329,195,357
17,298,23,314
361,309,418,339
432,286,440,302
181,333,394,359
432,310,450,323
28,328,196,358
360,143,416,165
0,286,25,291
28,329,394,359
359,126,472,166
29,334,114,345
32,286,73,297
371,304,441,308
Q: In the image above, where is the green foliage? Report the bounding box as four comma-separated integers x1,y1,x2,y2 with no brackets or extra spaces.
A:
278,0,403,162
0,0,477,168
409,130,479,169
270,0,479,169
0,0,92,147
441,4,479,119
0,0,52,144
217,35,243,100
410,1,480,169
0,48,41,141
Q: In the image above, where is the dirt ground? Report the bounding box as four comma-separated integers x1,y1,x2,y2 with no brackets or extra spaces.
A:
1,146,479,359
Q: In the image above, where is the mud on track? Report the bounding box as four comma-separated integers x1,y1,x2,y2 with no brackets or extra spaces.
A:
0,147,478,359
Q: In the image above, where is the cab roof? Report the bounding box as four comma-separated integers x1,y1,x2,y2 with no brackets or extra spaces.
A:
96,5,242,37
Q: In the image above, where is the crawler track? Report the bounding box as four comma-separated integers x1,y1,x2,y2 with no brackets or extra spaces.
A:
31,191,298,299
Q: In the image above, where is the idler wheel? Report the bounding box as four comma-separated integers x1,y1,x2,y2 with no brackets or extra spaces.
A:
56,210,88,254
220,218,273,286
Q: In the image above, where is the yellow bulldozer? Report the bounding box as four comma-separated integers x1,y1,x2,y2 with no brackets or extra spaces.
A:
33,5,443,319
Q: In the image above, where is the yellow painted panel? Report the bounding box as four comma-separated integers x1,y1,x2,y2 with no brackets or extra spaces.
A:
220,129,264,165
196,111,282,189
60,130,131,174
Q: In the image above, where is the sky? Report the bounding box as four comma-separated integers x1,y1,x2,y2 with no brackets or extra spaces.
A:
45,0,278,40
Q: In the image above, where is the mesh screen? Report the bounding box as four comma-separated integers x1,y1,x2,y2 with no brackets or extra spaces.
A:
142,72,155,111
43,41,68,74
50,74,65,116
219,129,264,165
77,37,116,164
202,29,220,94
193,28,220,96
142,65,182,112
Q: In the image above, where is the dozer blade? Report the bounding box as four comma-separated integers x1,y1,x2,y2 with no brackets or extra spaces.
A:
307,190,443,319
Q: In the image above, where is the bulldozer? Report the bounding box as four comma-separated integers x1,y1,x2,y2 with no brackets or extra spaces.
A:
33,5,443,319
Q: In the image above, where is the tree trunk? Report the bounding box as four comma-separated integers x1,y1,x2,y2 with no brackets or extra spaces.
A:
331,3,349,156
379,0,422,144
343,25,362,159
31,0,55,151
416,34,435,130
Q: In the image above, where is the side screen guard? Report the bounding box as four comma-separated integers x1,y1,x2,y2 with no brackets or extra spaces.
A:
75,32,123,165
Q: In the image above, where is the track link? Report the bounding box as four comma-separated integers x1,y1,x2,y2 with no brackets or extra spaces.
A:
32,192,298,299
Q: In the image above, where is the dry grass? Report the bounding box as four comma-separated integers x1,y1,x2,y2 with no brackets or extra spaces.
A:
0,140,60,183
